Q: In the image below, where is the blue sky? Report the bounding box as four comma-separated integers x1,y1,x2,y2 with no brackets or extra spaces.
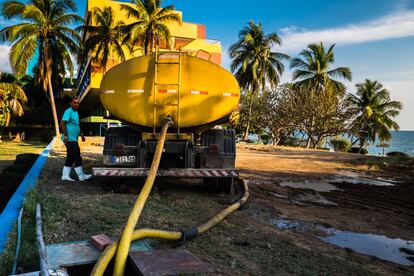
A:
1,0,414,130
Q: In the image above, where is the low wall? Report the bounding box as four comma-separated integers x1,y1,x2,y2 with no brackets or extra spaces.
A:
0,138,56,253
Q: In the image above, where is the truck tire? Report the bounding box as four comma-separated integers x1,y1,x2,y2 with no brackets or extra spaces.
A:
202,177,233,193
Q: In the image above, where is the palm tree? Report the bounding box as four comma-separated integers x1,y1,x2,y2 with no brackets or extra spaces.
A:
229,20,289,140
78,6,128,73
348,79,402,149
120,0,182,54
0,0,83,136
0,72,27,127
290,42,352,93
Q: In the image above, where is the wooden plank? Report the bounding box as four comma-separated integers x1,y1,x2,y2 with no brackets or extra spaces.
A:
129,249,213,276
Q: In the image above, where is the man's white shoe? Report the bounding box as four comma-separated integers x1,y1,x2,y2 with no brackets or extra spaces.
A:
74,166,92,181
61,166,75,181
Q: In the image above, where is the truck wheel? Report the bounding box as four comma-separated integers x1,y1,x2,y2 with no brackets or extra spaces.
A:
202,177,233,193
202,178,219,193
219,178,233,194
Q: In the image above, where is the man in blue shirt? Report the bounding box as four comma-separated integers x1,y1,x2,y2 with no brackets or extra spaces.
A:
60,96,92,181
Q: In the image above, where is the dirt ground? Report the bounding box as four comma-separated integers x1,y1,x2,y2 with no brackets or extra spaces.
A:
9,139,412,275
236,144,414,241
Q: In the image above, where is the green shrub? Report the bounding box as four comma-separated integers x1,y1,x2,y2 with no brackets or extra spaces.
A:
14,153,39,165
387,151,409,158
260,133,272,145
281,137,300,147
330,138,351,152
348,147,368,155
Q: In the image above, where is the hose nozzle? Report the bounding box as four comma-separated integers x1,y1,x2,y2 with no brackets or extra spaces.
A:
164,117,174,126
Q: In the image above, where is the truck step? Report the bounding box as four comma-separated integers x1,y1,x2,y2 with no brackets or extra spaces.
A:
93,168,239,178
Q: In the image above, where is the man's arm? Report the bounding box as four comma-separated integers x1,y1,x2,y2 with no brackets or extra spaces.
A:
60,120,68,143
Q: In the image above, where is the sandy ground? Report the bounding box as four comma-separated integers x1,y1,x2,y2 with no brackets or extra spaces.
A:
40,138,414,275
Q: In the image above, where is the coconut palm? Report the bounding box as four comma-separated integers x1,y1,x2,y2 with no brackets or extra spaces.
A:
0,72,27,127
0,0,83,136
78,6,128,73
120,0,182,54
348,79,402,148
290,42,352,93
229,20,289,140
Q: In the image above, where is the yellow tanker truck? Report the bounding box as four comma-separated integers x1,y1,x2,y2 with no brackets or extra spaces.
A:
92,51,240,192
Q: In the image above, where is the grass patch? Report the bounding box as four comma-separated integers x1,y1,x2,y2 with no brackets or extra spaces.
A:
0,140,46,159
0,140,46,172
0,189,42,275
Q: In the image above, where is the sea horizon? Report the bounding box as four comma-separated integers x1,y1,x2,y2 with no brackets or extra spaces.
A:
368,130,414,157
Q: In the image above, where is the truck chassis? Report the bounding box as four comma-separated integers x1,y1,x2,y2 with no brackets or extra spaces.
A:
93,127,237,193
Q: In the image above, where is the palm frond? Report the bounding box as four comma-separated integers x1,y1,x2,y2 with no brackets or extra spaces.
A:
327,67,352,81
1,1,25,20
9,35,37,76
53,13,84,26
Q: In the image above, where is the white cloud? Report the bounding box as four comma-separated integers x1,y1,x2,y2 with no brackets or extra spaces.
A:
280,10,414,51
0,45,11,72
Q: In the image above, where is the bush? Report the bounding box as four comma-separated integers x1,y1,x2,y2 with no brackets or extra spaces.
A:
348,147,368,155
281,137,300,147
387,151,409,158
330,138,351,152
260,133,272,145
14,153,39,165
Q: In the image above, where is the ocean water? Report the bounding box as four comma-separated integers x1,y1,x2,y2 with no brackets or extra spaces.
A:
368,131,414,157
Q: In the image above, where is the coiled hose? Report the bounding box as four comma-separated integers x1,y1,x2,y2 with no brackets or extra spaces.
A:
91,119,249,276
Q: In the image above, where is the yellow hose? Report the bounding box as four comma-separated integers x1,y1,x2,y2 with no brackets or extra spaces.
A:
91,229,181,276
113,119,171,276
197,179,249,234
91,178,249,276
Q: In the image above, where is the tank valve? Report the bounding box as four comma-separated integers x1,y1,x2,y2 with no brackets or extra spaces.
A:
164,116,174,126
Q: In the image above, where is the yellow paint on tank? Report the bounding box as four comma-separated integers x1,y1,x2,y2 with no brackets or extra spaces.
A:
100,53,240,129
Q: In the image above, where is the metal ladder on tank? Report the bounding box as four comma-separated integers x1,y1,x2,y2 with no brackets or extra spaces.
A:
153,49,182,134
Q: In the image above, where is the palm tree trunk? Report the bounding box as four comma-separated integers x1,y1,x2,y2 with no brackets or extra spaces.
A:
44,47,60,137
47,72,60,137
243,97,254,140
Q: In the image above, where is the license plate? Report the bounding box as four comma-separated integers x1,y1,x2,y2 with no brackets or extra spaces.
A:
111,155,136,163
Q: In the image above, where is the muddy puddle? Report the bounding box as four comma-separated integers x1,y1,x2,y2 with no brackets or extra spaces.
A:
270,218,414,266
330,172,396,187
278,172,396,193
279,180,338,192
